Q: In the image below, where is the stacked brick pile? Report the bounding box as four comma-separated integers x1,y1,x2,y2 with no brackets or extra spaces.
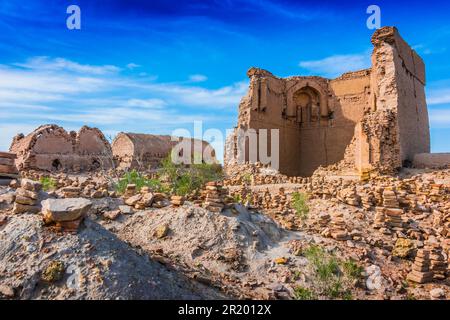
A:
407,249,433,284
12,179,42,214
0,152,19,184
203,181,227,213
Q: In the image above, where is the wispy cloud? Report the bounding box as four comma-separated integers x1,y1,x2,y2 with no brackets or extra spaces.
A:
428,88,450,105
0,56,244,146
429,108,450,127
0,123,44,151
299,51,371,78
16,56,121,75
126,63,141,70
125,98,167,108
189,74,208,82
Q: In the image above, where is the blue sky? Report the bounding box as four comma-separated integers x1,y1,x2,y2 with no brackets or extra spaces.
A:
0,0,450,162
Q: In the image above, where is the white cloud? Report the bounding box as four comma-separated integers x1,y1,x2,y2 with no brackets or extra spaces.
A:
0,123,40,151
0,56,245,134
299,52,371,78
138,81,248,108
16,56,121,75
427,88,450,105
125,98,167,109
429,109,450,127
0,67,109,95
126,63,141,70
189,74,208,82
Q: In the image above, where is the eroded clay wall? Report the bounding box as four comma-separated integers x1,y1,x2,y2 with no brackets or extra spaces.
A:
390,30,430,163
238,70,369,176
10,125,113,172
226,27,430,177
112,133,217,170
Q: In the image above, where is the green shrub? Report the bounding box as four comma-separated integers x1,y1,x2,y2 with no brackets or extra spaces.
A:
293,286,316,300
40,176,56,192
158,155,223,196
303,245,359,300
115,170,164,194
291,192,309,219
242,173,252,185
342,259,364,280
173,173,196,196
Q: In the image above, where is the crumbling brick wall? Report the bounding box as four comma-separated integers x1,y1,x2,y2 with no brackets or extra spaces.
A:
112,133,217,170
225,26,430,177
10,124,113,172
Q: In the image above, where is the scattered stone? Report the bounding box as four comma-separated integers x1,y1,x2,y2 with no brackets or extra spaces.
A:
42,198,92,223
392,238,414,258
61,186,81,198
0,284,15,298
103,210,121,220
125,194,142,206
154,224,170,239
171,195,185,207
365,265,383,291
119,205,134,215
274,257,288,265
21,179,42,192
0,214,7,226
429,288,445,299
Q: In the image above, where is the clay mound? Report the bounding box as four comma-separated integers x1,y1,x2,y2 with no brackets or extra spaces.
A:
0,214,225,300
118,204,287,273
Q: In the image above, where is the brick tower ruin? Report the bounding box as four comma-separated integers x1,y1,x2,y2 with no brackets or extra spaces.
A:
224,27,430,177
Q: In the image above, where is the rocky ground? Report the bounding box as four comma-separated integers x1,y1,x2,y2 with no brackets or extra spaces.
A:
0,168,449,300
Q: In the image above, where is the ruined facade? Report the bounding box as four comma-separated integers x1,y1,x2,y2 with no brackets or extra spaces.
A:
10,125,113,172
225,27,430,177
112,133,217,170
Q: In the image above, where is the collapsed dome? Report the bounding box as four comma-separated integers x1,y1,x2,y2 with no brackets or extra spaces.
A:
10,124,113,172
112,133,217,170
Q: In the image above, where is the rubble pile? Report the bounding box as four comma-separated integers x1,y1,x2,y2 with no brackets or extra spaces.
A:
21,170,113,199
123,185,161,210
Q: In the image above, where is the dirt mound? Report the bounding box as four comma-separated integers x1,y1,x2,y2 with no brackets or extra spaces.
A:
0,214,226,300
118,204,287,272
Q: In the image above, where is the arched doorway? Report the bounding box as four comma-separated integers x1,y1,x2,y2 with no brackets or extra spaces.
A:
292,87,321,126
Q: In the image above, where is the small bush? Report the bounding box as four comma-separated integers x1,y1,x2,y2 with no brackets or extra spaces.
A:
303,245,359,300
291,192,309,219
342,259,364,280
115,170,164,194
40,176,56,192
158,155,223,196
293,286,316,300
242,173,252,185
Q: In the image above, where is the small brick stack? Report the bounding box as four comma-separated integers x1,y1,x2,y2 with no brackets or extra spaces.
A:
203,181,226,213
429,244,447,281
0,152,19,185
407,249,433,284
12,179,42,214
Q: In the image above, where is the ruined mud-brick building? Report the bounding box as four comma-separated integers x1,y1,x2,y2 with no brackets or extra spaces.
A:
10,125,113,172
225,27,432,177
112,133,217,170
